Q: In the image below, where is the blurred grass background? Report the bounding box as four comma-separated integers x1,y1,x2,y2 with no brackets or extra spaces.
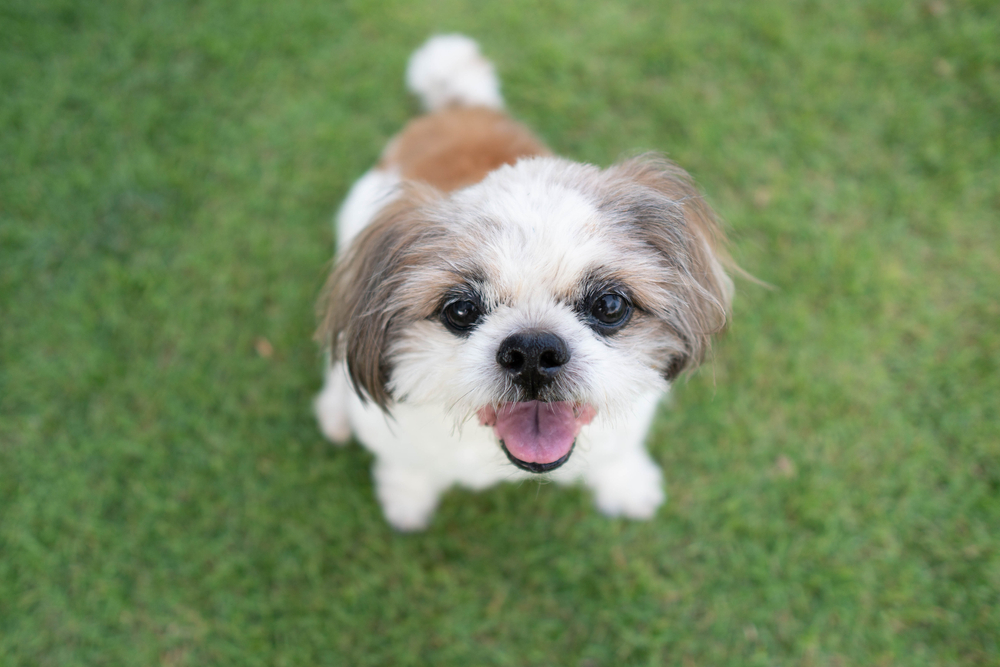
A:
2,0,998,664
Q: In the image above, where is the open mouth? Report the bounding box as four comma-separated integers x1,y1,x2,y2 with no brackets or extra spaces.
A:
478,401,597,473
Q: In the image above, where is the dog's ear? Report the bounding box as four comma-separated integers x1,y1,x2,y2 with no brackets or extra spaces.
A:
317,183,444,408
602,154,736,381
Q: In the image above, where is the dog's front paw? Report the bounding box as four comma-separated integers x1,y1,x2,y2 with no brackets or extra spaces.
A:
314,366,353,445
590,454,665,520
314,391,351,444
373,462,442,532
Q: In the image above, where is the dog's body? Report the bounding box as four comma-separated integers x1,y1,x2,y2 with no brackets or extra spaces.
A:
316,36,734,531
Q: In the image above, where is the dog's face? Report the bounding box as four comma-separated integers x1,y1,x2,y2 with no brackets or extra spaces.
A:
319,155,733,472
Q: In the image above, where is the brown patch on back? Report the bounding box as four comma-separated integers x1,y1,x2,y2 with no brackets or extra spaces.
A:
380,107,551,192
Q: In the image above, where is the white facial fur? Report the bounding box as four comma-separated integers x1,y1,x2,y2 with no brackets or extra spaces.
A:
383,158,688,426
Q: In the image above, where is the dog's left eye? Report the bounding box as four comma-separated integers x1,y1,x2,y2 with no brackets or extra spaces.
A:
442,299,483,333
590,293,632,330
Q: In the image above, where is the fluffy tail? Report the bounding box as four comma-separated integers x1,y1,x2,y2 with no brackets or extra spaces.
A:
406,34,504,112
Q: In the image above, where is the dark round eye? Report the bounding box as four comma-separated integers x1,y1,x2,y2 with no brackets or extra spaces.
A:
590,293,631,329
442,299,482,333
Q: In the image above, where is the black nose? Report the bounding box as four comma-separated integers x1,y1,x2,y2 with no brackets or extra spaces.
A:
496,331,570,394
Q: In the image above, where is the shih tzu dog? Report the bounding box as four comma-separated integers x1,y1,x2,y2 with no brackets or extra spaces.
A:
315,35,734,531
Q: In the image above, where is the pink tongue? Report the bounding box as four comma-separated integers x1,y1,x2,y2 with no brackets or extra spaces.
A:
487,401,585,464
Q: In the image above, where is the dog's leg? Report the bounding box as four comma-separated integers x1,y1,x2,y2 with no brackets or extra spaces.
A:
582,393,666,520
372,459,444,531
314,362,353,445
588,448,665,520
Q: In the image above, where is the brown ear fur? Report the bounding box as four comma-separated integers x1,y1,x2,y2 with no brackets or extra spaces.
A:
316,183,445,408
602,154,736,380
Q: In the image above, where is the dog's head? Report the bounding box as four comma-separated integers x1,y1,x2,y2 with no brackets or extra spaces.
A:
318,155,734,473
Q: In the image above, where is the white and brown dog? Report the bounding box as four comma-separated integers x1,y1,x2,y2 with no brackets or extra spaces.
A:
315,35,734,530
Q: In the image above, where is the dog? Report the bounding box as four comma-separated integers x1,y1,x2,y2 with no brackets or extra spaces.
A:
315,35,734,531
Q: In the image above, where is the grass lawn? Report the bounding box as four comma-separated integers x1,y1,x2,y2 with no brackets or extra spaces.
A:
2,0,998,664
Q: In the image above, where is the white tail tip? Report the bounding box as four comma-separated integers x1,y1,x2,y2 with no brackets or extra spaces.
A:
405,34,504,112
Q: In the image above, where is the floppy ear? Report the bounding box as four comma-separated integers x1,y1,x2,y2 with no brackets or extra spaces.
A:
603,154,736,381
316,183,444,408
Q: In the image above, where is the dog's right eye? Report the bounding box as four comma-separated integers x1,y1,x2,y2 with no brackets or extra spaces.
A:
441,299,483,334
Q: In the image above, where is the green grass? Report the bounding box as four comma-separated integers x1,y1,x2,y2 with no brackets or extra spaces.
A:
2,0,998,664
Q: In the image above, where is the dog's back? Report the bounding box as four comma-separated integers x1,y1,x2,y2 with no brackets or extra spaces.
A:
380,35,550,192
